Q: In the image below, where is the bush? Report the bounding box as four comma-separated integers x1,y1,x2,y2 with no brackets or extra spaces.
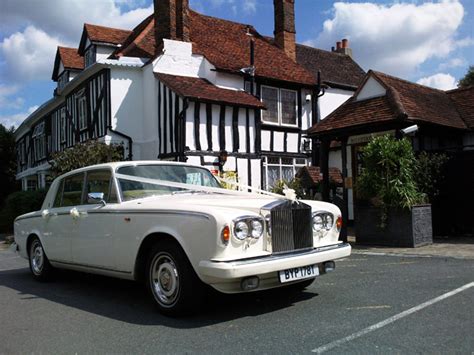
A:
414,152,449,202
0,190,47,233
49,140,125,177
270,178,309,199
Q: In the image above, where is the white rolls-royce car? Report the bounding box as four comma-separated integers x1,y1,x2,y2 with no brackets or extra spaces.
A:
14,161,351,315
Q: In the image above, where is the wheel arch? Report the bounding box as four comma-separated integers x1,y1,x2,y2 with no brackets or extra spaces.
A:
133,232,190,283
26,233,40,257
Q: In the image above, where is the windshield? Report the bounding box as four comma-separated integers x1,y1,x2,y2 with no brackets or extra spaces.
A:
117,164,222,201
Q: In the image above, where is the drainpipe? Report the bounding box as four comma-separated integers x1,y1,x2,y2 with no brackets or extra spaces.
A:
311,71,325,167
107,126,133,160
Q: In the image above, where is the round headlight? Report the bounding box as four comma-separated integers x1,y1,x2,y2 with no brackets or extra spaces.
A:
234,221,249,240
313,214,324,232
325,214,334,230
250,219,263,238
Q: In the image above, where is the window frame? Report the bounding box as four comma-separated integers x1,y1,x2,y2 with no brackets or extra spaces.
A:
84,168,118,204
60,107,67,143
76,89,87,131
84,45,96,68
262,156,307,190
59,172,86,207
260,85,298,128
58,70,70,90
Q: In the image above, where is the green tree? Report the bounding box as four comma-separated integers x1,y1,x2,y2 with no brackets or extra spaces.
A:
49,140,125,177
458,65,474,88
0,123,19,205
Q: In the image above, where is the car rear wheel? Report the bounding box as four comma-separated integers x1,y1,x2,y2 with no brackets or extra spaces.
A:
29,237,54,281
146,240,205,316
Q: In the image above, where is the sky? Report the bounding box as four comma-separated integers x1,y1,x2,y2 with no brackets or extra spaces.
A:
0,0,473,128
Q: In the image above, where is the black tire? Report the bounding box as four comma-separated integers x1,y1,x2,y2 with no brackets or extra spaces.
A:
28,237,54,281
146,240,205,316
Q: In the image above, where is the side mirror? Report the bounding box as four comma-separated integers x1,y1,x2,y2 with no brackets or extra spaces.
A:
87,192,106,206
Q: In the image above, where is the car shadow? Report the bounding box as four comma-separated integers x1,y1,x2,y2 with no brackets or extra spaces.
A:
0,267,319,328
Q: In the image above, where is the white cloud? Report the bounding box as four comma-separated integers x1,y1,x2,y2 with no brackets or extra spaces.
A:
417,73,457,90
313,0,468,78
438,57,467,70
0,26,63,82
0,84,24,110
0,105,38,129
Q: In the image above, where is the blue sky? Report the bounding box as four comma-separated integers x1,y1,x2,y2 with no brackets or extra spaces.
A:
1,0,473,128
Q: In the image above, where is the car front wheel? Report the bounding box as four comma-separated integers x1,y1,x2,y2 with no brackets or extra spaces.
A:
29,237,54,281
146,240,205,316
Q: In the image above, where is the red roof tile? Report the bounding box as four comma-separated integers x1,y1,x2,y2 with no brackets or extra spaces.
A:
52,46,84,81
447,86,474,129
154,73,265,109
309,70,468,135
296,166,343,186
114,11,315,86
79,23,132,55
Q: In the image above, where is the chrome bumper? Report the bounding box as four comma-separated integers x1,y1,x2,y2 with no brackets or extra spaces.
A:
199,243,351,280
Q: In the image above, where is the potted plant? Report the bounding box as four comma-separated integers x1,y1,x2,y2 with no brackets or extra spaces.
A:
355,135,432,247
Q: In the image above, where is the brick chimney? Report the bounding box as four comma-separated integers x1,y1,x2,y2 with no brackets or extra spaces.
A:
273,0,296,61
153,0,190,47
332,38,353,58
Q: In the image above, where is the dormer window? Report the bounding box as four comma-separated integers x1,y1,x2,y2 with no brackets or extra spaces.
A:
58,71,69,90
85,45,96,67
261,85,298,126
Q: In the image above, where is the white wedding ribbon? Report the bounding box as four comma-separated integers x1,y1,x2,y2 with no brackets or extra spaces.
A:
114,173,294,201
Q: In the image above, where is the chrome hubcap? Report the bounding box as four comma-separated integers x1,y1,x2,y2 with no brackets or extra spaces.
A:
31,242,44,275
151,254,179,306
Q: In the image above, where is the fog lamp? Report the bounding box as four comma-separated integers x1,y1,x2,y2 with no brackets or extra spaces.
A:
324,261,336,273
241,276,260,291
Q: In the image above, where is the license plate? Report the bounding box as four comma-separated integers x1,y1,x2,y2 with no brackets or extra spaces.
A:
278,264,319,283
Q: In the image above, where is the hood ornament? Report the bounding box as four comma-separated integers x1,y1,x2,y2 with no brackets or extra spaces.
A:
282,185,298,203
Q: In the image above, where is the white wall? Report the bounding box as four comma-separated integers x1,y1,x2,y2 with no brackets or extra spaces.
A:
355,76,386,101
318,88,353,120
141,64,160,159
96,45,115,61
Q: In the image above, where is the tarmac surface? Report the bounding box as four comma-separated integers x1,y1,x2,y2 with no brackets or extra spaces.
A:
0,243,473,353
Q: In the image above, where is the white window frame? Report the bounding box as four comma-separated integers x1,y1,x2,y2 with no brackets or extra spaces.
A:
260,85,298,128
60,107,66,143
85,45,96,68
32,122,46,160
262,156,307,190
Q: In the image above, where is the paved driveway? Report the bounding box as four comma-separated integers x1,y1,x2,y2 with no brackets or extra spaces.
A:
0,249,472,354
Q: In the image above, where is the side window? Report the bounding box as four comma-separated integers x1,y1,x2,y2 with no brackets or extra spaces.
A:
62,173,85,207
53,180,64,207
85,170,118,203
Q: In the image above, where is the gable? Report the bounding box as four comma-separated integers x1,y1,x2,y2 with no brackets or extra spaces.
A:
355,76,386,101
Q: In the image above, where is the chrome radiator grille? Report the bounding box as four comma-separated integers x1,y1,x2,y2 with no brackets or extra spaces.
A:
270,201,313,253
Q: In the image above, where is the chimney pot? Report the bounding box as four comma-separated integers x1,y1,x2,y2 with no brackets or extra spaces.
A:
273,0,296,61
336,41,342,50
342,38,348,48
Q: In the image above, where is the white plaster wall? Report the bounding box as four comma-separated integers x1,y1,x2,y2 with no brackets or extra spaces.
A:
261,130,271,151
153,39,205,77
301,89,312,130
318,88,353,120
186,155,201,166
211,105,219,149
248,110,256,153
237,109,246,153
224,106,233,152
251,159,261,189
356,76,386,101
185,102,196,150
274,131,284,151
141,64,160,159
287,132,298,153
110,67,145,156
58,62,65,77
199,103,208,151
214,72,243,90
96,45,115,61
329,150,342,170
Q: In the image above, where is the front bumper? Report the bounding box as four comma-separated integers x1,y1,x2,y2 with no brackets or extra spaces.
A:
199,242,351,280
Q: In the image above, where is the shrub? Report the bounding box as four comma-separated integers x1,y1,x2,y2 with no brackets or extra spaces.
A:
49,140,125,177
414,152,449,202
0,190,47,233
270,178,309,199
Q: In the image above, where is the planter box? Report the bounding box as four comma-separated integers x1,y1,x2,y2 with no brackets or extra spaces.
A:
355,204,432,247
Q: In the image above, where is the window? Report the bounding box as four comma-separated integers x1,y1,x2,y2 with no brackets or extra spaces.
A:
58,71,69,90
26,179,37,191
76,90,87,130
262,156,307,190
60,108,66,143
32,122,46,160
261,86,297,126
53,180,64,207
61,173,85,207
85,170,118,203
85,46,96,67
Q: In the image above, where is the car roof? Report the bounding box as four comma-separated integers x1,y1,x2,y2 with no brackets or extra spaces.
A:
55,160,211,180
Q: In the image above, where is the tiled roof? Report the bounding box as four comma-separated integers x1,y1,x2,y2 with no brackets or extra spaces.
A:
372,71,467,130
295,44,365,89
79,23,132,55
296,166,343,186
114,11,316,86
154,73,266,109
52,46,84,81
447,86,474,129
309,70,468,135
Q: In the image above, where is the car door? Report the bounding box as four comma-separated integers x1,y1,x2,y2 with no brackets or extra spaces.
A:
42,172,85,263
71,169,119,270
